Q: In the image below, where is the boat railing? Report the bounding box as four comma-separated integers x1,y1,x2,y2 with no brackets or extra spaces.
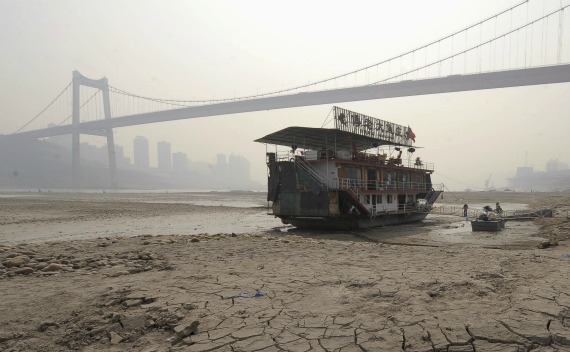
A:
275,151,295,162
276,151,434,171
337,178,443,192
430,205,553,219
352,153,435,171
371,203,428,215
293,155,329,190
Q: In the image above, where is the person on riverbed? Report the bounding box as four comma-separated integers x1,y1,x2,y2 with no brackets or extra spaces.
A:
463,204,468,217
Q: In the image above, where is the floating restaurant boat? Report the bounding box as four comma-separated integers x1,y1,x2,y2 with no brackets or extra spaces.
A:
255,106,444,230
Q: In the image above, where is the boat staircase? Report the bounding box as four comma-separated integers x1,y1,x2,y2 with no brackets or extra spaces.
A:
294,156,329,190
294,156,371,217
425,190,443,205
345,187,372,217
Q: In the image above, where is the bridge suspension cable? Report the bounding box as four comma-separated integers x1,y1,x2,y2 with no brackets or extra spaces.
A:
97,0,568,105
14,82,71,133
56,90,102,126
108,86,194,108
262,0,533,97
371,3,570,85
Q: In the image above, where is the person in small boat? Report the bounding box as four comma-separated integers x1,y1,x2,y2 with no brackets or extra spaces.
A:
478,214,489,221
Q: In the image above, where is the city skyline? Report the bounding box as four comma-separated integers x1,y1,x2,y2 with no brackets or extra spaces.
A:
43,134,262,189
46,131,570,190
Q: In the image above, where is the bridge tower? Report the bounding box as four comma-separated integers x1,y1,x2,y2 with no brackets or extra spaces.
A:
72,71,117,188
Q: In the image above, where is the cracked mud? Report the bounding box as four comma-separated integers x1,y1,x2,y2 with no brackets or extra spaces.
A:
1,233,570,351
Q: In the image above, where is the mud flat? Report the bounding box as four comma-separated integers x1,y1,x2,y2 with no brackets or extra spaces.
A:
1,191,570,351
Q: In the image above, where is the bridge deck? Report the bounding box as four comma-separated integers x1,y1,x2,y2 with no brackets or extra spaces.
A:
4,64,570,140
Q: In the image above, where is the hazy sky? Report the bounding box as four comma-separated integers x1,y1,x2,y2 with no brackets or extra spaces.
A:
1,0,569,191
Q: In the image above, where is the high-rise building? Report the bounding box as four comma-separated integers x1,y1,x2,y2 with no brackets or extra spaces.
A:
546,159,559,173
213,153,228,177
172,152,187,170
114,144,131,168
133,136,149,168
80,142,107,165
216,154,226,166
228,154,250,186
157,141,171,170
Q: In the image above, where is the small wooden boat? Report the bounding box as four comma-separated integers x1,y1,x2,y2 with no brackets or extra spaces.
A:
471,219,505,232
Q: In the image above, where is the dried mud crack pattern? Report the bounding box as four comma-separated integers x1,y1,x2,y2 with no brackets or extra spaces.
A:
1,233,570,351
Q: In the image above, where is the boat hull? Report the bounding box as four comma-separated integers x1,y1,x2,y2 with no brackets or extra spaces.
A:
470,220,505,231
280,212,429,230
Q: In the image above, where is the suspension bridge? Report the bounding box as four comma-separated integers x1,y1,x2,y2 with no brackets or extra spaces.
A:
3,0,570,187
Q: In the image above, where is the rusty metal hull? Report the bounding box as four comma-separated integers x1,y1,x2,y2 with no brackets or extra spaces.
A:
280,212,429,230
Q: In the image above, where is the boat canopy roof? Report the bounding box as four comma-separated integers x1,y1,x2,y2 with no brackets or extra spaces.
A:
255,126,417,152
255,107,417,152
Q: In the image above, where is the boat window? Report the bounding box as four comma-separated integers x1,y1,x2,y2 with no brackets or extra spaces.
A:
387,195,393,204
386,172,394,186
345,167,360,180
367,169,377,190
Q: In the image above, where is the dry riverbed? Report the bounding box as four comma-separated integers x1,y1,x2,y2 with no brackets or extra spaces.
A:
1,191,570,351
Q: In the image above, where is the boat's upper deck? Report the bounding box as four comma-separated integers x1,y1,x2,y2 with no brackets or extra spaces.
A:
255,126,415,153
271,149,434,173
256,106,433,172
254,106,417,152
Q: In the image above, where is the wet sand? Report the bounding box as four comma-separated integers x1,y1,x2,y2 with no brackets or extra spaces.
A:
1,191,570,351
0,191,282,243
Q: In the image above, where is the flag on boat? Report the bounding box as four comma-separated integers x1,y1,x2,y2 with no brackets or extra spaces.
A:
407,126,416,142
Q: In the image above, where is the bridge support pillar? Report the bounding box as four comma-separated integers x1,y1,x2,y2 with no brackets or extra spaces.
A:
71,71,118,188
101,79,118,188
106,130,118,188
72,71,81,184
